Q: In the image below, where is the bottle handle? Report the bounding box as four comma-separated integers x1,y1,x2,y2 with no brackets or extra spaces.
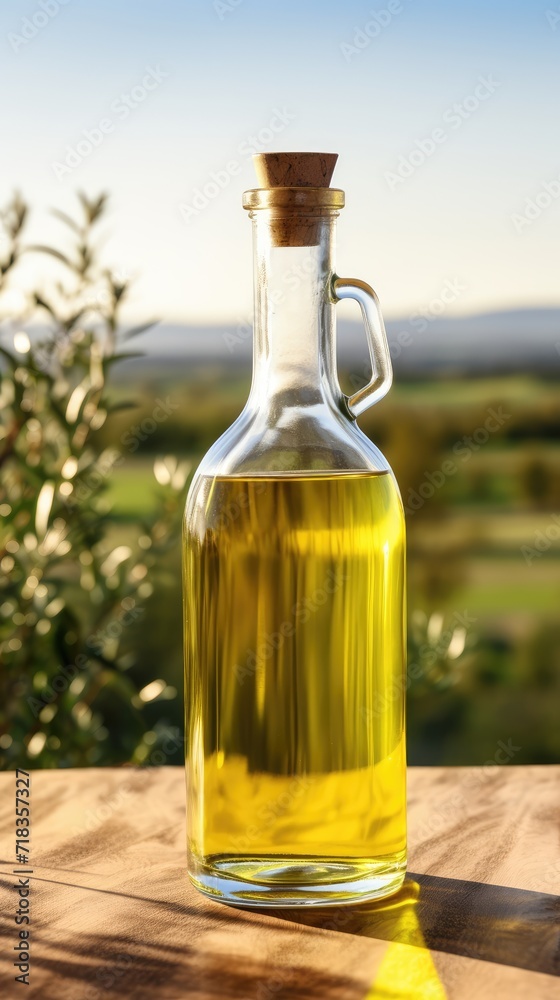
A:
332,276,393,417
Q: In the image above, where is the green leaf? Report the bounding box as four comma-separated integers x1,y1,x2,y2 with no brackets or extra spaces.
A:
0,251,17,275
50,209,83,237
102,351,144,368
27,245,75,270
33,293,58,318
63,309,87,332
78,191,109,225
121,320,159,341
107,400,138,414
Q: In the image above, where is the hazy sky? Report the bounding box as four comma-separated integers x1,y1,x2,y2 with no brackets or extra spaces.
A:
0,0,558,323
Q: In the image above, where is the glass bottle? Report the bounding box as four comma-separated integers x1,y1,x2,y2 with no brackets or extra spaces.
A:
183,152,406,907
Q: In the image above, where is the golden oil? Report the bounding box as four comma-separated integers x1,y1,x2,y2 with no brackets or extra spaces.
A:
184,470,406,905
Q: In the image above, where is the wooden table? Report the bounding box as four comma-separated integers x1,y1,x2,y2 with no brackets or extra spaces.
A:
0,765,558,999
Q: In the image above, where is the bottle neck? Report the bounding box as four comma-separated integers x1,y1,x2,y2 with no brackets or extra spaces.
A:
248,214,340,411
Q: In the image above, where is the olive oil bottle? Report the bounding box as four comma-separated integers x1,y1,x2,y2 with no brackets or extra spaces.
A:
184,153,406,906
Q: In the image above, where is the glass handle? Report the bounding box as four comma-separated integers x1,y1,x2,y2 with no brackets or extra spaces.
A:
332,276,393,417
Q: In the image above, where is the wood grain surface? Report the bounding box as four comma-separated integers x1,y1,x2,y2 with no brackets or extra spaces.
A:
0,765,558,999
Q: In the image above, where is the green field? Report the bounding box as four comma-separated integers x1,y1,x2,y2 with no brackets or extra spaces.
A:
97,371,560,764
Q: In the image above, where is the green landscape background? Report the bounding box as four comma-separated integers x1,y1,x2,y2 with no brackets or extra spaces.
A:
104,364,560,766
1,194,559,770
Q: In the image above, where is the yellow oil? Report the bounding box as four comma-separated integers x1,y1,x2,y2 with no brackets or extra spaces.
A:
184,471,406,905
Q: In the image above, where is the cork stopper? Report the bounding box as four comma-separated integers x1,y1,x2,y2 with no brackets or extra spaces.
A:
253,152,338,189
243,152,344,247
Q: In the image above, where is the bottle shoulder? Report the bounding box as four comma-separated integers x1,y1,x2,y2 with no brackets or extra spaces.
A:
191,400,393,481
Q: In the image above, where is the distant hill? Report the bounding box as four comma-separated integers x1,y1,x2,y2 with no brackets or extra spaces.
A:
4,308,559,379
117,307,560,378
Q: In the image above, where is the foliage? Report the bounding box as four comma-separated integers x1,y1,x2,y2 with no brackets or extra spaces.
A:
0,193,187,769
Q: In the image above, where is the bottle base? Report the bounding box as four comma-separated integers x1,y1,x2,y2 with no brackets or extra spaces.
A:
189,854,407,908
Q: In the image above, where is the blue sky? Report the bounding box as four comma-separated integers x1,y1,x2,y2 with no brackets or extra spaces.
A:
0,0,558,322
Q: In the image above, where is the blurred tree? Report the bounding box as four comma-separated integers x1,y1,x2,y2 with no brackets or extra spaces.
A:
519,451,558,509
0,193,188,769
405,609,475,765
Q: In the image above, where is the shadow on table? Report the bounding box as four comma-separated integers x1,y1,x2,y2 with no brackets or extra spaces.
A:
10,929,357,1000
0,875,359,999
2,870,557,998
270,873,560,977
